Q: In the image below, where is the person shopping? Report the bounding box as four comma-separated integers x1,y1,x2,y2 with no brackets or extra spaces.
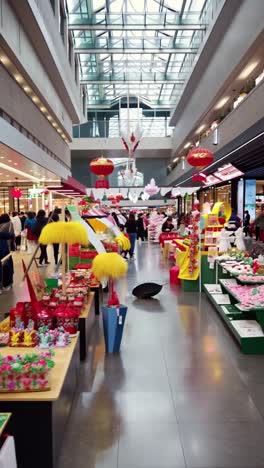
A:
24,212,38,254
125,212,137,259
0,214,15,291
243,210,251,237
11,211,22,250
254,209,264,242
162,216,174,232
34,210,49,267
49,210,60,265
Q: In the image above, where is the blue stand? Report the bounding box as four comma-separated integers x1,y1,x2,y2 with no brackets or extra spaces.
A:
102,304,127,353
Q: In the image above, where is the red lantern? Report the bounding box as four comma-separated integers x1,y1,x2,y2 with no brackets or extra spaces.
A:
192,172,207,183
187,148,214,170
10,187,22,199
115,193,123,202
90,157,114,189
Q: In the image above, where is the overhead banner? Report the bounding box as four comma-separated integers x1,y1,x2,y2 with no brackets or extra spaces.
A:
244,179,256,220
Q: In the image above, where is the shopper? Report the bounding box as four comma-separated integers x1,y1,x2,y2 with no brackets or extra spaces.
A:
34,210,49,266
143,212,150,239
11,211,22,250
49,210,60,265
136,213,145,242
125,212,137,259
254,209,264,242
19,211,27,230
24,212,38,254
0,214,15,291
162,216,174,232
229,210,241,230
243,210,251,237
119,225,129,259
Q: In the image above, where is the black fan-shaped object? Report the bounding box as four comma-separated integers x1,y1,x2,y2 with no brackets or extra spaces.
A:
132,282,163,299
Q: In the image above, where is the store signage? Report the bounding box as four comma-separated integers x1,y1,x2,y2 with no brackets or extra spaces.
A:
213,163,243,181
244,179,256,220
237,179,244,220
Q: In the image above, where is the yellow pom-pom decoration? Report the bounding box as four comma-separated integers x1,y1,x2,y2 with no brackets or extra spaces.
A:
92,252,128,280
115,233,131,251
39,221,89,245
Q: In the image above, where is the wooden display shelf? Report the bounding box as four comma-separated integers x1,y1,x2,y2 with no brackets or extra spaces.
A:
0,336,80,468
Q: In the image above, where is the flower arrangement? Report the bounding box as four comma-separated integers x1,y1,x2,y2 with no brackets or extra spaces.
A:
0,351,55,392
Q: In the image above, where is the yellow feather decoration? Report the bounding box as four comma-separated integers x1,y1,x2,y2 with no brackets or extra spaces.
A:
92,252,128,280
115,233,131,251
39,221,89,245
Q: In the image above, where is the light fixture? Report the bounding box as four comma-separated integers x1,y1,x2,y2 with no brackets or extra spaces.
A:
173,157,179,163
215,96,229,109
14,162,18,166
238,61,259,80
52,122,58,128
47,115,52,121
57,128,62,134
0,55,9,65
32,96,39,103
0,157,4,159
40,106,47,113
0,163,40,182
8,160,12,163
23,85,31,93
184,142,191,149
14,74,23,83
195,124,206,134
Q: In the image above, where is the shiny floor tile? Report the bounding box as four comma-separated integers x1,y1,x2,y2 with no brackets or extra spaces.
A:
179,421,264,467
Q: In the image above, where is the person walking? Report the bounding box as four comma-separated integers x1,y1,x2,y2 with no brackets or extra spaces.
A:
11,211,22,250
34,210,49,266
49,210,60,265
254,209,264,242
24,212,38,254
125,212,137,259
243,210,251,237
136,213,145,242
162,216,175,232
0,214,15,291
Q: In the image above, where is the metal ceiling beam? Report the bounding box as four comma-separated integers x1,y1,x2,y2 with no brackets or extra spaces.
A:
75,47,197,54
69,23,205,31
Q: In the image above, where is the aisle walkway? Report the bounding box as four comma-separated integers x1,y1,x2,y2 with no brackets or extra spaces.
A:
58,243,264,468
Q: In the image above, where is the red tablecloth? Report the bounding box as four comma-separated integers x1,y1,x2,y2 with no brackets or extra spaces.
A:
159,233,180,247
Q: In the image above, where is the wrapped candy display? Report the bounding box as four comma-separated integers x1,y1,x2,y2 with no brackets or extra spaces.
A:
226,284,264,310
38,326,70,348
55,306,80,335
0,351,55,392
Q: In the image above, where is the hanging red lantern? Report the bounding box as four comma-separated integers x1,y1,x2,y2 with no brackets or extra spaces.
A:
90,157,114,189
192,172,207,183
115,193,123,202
187,148,214,170
10,187,22,199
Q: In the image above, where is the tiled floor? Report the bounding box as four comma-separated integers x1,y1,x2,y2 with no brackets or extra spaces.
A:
3,244,264,467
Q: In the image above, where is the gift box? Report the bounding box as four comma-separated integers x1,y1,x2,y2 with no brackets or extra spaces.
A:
36,309,54,330
0,351,55,392
55,306,80,335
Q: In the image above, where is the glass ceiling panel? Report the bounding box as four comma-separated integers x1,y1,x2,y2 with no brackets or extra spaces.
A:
67,0,218,107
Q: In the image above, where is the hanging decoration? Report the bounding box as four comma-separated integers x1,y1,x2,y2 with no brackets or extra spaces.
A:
187,148,214,170
121,127,142,156
90,157,114,189
10,187,22,199
144,178,160,197
192,172,207,183
188,210,200,276
108,193,123,205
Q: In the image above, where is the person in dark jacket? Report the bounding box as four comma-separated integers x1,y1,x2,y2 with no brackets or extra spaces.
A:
136,213,145,241
243,210,251,237
35,210,49,267
0,214,15,290
162,216,174,232
49,210,60,265
125,212,137,259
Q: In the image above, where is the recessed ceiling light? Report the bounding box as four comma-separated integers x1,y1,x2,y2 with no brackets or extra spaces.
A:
47,115,52,121
215,96,229,109
8,160,12,163
0,55,9,65
14,163,18,166
0,157,4,159
23,85,31,93
173,157,179,163
52,122,58,128
238,61,259,80
32,96,39,103
195,124,206,134
57,128,62,134
184,142,191,149
14,74,23,83
40,106,47,112
0,173,2,175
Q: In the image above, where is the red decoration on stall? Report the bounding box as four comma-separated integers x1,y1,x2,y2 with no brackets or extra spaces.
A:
192,172,207,183
90,157,114,188
10,187,22,199
187,148,214,170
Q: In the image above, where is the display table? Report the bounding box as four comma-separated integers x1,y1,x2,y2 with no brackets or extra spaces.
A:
0,336,80,468
79,292,95,361
159,232,179,248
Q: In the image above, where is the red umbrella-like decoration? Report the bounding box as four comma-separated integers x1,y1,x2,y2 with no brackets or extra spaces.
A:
90,157,114,189
187,148,214,170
